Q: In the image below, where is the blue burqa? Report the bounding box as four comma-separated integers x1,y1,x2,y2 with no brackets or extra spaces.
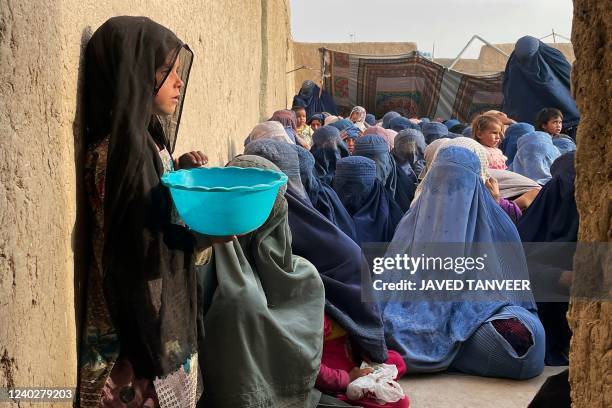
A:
510,131,561,185
365,114,377,126
552,136,576,155
421,122,449,144
329,118,353,131
333,156,404,246
380,145,537,372
502,36,580,130
310,125,349,186
389,116,420,132
354,135,415,211
500,122,535,166
244,138,388,363
295,145,358,242
293,80,338,117
392,129,427,177
382,111,401,129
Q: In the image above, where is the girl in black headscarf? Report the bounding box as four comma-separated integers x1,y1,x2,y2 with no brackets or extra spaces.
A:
80,16,209,407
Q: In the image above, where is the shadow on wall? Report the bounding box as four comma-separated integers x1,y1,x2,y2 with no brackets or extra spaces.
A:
71,26,94,396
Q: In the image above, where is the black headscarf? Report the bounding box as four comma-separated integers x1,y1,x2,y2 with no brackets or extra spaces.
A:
517,152,577,366
518,152,578,243
84,16,196,377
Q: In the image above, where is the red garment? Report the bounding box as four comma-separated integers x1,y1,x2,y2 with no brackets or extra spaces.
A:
491,317,533,356
316,315,409,408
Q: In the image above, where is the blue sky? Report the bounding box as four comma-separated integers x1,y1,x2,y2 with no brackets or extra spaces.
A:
290,0,573,58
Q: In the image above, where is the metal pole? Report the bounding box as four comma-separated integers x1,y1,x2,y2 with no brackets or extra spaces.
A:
552,29,557,43
449,34,510,70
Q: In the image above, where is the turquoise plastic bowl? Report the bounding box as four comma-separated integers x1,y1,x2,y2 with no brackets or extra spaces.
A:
161,166,288,236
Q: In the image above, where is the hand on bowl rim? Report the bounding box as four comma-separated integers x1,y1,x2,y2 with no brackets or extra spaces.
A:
174,151,209,169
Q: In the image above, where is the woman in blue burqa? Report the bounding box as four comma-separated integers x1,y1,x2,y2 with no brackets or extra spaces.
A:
310,125,350,186
379,144,545,379
293,80,338,117
295,145,358,242
502,36,580,139
333,156,404,246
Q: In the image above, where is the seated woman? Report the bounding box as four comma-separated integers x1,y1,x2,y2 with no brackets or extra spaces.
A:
245,120,294,145
500,122,535,166
365,113,377,126
517,152,577,366
295,145,358,242
244,139,389,366
416,137,523,223
417,137,450,180
392,129,427,177
421,122,449,144
382,111,401,129
389,116,419,133
380,145,545,380
311,125,350,185
198,154,326,407
270,109,307,146
333,156,404,246
353,135,415,212
510,131,561,185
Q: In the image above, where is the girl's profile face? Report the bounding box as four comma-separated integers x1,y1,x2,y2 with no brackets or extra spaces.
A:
153,55,184,116
477,124,502,148
310,119,322,131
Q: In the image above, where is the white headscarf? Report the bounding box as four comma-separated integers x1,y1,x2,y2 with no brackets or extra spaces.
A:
247,121,294,145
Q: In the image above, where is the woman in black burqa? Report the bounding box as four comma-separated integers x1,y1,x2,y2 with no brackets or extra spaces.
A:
80,16,211,407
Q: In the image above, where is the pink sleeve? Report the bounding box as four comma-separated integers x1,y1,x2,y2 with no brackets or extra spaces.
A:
315,363,350,392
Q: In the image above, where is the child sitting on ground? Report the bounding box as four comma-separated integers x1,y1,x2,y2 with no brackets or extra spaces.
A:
536,108,563,137
316,314,409,408
472,115,508,170
293,105,314,149
535,108,575,151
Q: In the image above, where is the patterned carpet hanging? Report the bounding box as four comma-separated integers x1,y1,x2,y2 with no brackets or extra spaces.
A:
321,48,504,122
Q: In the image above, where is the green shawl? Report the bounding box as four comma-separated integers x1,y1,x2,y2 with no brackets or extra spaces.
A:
199,155,325,407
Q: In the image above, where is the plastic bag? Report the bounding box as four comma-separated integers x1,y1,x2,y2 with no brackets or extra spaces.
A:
346,362,405,403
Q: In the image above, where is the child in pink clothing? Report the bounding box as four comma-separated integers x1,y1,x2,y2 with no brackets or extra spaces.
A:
316,314,410,408
472,115,508,170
